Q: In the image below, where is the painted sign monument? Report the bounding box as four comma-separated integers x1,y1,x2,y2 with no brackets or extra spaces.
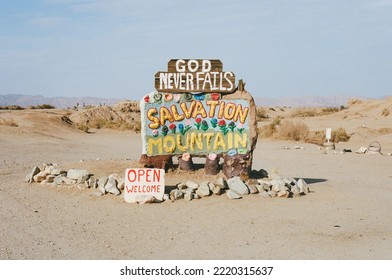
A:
140,59,258,178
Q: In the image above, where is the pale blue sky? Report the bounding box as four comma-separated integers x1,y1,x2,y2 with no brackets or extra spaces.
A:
0,0,391,100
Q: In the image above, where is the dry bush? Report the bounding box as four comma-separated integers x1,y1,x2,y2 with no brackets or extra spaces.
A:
331,127,350,142
321,107,340,114
257,116,282,138
290,108,317,118
347,99,362,107
76,123,89,133
306,130,325,145
0,117,18,127
381,108,390,117
277,120,309,141
256,107,269,121
0,105,24,110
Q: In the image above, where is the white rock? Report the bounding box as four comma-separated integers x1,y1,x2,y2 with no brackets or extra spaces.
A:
356,147,368,154
25,166,40,183
196,181,211,197
105,177,120,195
185,180,199,190
247,184,259,194
226,189,242,199
170,189,183,201
227,176,249,195
67,169,89,180
97,177,108,194
216,177,228,189
184,192,194,201
268,190,277,197
33,171,47,183
212,184,223,195
296,178,309,194
259,191,270,198
277,190,289,198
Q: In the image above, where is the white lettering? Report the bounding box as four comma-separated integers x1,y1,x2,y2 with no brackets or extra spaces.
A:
201,60,211,72
176,59,186,72
159,72,168,90
224,72,234,91
188,59,199,72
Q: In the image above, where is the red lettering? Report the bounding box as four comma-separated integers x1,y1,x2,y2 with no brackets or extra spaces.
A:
127,170,137,182
153,169,161,182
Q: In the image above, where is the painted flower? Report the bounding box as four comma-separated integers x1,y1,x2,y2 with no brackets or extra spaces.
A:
154,92,162,102
218,119,226,127
169,123,176,133
178,124,184,131
218,119,228,135
174,94,181,102
211,93,220,101
201,120,209,131
152,129,158,137
194,93,205,100
210,118,218,128
228,121,236,132
144,95,150,103
194,118,202,130
237,123,245,133
178,123,191,135
164,93,173,102
161,125,168,136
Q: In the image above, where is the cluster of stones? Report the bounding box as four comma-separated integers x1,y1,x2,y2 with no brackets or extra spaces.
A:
168,172,310,201
24,163,123,197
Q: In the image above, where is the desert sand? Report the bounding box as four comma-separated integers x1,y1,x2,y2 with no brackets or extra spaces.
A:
0,98,391,260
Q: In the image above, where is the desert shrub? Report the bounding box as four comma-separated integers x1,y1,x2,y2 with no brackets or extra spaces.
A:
0,117,18,127
340,105,347,110
269,107,276,112
277,120,309,141
290,108,317,117
321,107,339,114
77,123,89,133
306,130,325,145
0,105,24,110
256,107,269,121
331,127,350,142
381,108,390,117
257,116,282,138
31,104,56,109
347,99,362,107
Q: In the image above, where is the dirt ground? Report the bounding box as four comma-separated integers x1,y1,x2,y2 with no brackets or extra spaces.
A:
0,104,392,260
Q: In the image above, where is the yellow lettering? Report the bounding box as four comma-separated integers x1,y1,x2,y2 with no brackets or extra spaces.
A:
234,104,249,124
191,101,207,118
206,100,219,118
190,132,203,151
218,101,225,119
148,138,163,154
147,108,160,129
227,132,233,149
234,132,248,148
170,104,185,122
224,102,236,120
203,132,214,151
176,134,190,152
160,107,174,126
163,135,176,153
180,100,196,119
213,132,226,150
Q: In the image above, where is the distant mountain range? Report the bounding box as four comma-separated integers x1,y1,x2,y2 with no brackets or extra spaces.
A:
0,94,124,108
254,95,357,107
0,93,364,108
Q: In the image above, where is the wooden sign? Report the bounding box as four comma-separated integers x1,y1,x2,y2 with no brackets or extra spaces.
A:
124,168,165,203
155,59,236,93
